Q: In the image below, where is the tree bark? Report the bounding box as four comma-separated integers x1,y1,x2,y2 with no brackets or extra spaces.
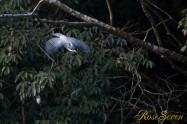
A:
0,0,187,69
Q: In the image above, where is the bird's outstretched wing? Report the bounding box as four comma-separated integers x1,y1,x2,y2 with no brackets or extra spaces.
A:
45,38,65,54
45,33,90,54
68,37,90,53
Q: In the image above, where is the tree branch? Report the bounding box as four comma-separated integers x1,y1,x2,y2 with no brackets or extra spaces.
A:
0,13,32,18
0,0,187,67
105,0,113,26
144,1,183,47
47,0,187,65
162,56,187,76
38,18,99,27
140,0,162,46
145,0,174,21
31,0,45,14
21,104,26,124
141,0,187,74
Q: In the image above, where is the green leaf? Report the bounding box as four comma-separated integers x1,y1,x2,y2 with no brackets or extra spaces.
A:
181,45,187,52
0,93,3,100
71,88,82,96
31,82,36,96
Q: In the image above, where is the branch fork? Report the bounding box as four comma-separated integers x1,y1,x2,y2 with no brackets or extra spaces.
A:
0,0,187,75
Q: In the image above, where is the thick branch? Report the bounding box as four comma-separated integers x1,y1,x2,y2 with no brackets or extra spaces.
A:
49,1,187,65
0,0,187,66
162,56,187,76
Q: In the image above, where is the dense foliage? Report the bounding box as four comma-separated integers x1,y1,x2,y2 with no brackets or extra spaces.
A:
178,8,187,52
0,0,186,124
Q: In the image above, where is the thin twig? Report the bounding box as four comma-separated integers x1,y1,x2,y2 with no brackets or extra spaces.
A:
145,0,174,21
0,13,32,18
37,43,54,62
105,0,113,26
140,0,162,46
38,18,99,27
144,1,183,47
110,97,140,109
21,104,26,124
31,0,45,14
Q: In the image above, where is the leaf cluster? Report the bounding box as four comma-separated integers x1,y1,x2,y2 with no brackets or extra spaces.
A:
0,1,155,123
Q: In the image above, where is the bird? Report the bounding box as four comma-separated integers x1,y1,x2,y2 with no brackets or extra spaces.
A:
45,33,90,54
